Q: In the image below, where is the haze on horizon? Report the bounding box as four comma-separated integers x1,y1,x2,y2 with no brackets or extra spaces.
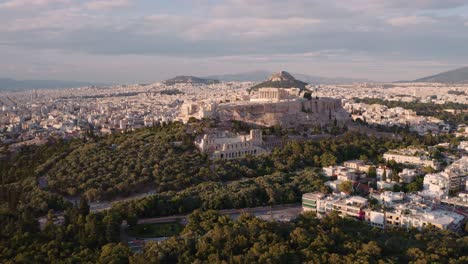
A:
1,0,468,84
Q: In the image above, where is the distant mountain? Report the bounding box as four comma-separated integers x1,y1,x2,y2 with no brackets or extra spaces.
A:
249,71,309,92
0,78,102,91
204,71,370,84
292,74,371,85
204,71,271,82
163,76,220,86
413,66,468,83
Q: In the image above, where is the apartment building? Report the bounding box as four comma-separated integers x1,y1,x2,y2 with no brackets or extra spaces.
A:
343,160,373,173
383,148,440,170
302,192,367,220
303,192,465,232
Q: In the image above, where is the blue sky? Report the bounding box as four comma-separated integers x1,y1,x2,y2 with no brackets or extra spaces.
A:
1,0,468,83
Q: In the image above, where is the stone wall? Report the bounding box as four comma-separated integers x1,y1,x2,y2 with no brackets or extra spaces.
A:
217,98,349,127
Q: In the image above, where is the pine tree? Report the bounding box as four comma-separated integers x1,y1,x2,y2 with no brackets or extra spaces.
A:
79,196,90,216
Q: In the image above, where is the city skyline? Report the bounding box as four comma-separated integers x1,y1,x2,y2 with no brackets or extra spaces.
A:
1,0,468,83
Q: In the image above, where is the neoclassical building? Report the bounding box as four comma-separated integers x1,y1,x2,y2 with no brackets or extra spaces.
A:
195,129,281,160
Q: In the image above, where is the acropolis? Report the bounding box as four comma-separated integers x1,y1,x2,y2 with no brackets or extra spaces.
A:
178,71,350,128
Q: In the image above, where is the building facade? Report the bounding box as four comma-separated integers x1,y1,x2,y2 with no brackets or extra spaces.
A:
195,129,283,160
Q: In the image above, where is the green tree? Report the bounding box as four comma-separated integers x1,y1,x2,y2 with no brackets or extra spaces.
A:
367,166,377,178
79,196,90,216
338,181,353,194
98,243,130,264
320,152,337,167
126,214,138,227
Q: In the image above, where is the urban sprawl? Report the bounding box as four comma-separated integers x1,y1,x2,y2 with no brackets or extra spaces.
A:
1,73,467,234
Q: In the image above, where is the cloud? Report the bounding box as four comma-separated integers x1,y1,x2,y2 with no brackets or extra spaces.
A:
84,0,131,10
345,0,468,11
1,0,468,82
0,8,103,32
185,17,321,40
386,16,437,26
0,0,68,9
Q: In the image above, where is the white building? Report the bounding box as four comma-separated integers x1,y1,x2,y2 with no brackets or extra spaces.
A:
302,193,367,220
377,180,397,190
384,148,440,170
376,166,393,181
422,173,450,198
458,141,468,152
421,156,468,198
304,192,465,232
444,156,468,192
370,191,405,207
343,160,373,173
322,165,361,181
399,168,418,183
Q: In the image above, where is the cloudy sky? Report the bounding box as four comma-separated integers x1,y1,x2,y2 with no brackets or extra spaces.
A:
1,0,468,83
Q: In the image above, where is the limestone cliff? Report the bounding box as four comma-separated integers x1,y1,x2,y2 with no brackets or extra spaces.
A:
217,98,350,128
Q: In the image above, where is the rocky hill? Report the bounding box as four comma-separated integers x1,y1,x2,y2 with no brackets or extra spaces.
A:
249,71,309,92
413,66,468,83
163,76,220,86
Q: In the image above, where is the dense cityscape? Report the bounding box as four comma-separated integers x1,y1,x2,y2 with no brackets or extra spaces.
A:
1,0,468,263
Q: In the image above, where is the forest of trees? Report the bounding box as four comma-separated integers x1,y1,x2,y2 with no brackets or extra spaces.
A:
3,121,430,207
0,198,123,263
45,122,212,201
134,210,468,263
2,205,466,263
1,121,452,217
1,121,466,263
112,169,328,219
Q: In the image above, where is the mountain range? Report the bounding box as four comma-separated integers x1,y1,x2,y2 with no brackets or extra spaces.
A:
3,66,467,91
204,71,371,84
163,76,220,86
412,66,468,83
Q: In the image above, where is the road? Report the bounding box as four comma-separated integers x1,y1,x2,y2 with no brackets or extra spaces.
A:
124,204,302,249
61,190,157,213
137,204,302,225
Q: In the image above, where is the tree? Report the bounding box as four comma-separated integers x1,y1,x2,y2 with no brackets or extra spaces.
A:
391,170,400,182
79,196,90,217
367,166,377,178
98,243,130,264
406,182,422,193
359,155,369,162
320,152,337,167
382,169,387,182
126,214,138,227
338,181,353,194
103,212,122,243
422,166,436,174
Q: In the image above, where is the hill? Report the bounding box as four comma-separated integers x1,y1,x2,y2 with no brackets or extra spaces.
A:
0,78,102,90
413,66,468,83
204,71,271,82
204,71,370,84
163,76,220,86
249,71,309,92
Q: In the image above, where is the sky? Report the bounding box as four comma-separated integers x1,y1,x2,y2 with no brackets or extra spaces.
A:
1,0,468,83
